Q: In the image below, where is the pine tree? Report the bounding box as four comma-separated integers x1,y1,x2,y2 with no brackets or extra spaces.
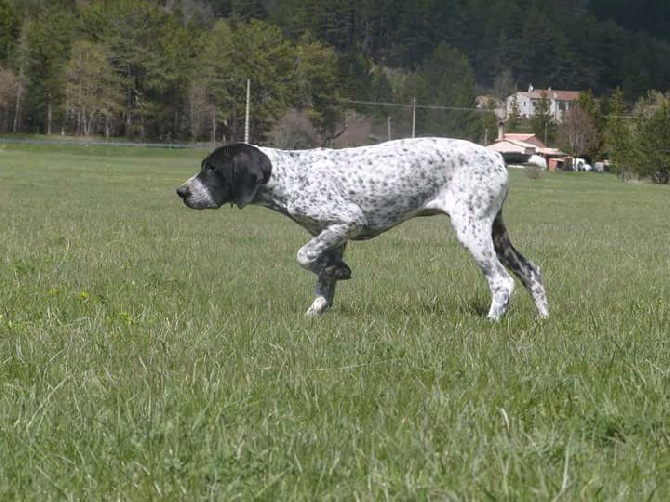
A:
637,99,670,183
64,40,123,137
197,18,297,143
23,5,78,134
530,91,558,145
506,93,522,132
575,90,603,160
604,87,630,171
294,34,345,144
0,0,21,63
416,43,478,139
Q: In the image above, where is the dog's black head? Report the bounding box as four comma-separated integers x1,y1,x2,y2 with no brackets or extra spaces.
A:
176,144,272,209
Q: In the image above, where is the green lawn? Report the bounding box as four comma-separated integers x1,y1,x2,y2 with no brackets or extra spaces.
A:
1,143,669,500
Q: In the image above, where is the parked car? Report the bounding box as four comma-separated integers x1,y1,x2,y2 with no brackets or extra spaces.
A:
574,158,592,171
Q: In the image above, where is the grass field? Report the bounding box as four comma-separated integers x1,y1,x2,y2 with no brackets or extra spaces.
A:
1,142,669,500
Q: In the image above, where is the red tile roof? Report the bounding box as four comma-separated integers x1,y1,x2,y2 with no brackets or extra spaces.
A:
503,133,547,149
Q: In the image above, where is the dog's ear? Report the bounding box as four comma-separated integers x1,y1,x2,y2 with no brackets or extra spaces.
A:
230,145,272,209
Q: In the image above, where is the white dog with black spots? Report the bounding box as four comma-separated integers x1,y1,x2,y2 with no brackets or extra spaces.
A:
177,137,549,319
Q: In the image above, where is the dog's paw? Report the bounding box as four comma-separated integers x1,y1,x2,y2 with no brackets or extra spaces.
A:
305,297,330,317
323,262,352,280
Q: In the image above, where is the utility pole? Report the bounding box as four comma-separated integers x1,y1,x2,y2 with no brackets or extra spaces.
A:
244,79,250,144
211,109,216,147
412,97,416,138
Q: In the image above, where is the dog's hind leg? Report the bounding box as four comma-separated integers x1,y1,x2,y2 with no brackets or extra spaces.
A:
492,211,549,318
449,206,515,320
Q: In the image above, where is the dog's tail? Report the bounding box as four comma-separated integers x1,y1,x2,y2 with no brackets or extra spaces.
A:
492,210,549,317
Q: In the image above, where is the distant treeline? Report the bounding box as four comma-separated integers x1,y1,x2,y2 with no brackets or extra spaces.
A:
0,0,668,144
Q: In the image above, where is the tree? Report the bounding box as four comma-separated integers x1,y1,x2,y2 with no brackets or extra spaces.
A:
414,43,479,139
479,96,500,145
621,91,670,183
493,68,516,102
64,40,123,137
530,91,558,145
337,44,372,103
23,5,78,134
269,108,319,149
190,20,235,143
8,16,30,134
206,0,268,20
556,106,597,158
604,87,631,172
506,92,522,132
575,90,604,160
197,19,296,143
0,0,21,63
518,6,571,88
186,82,215,142
3,0,670,141
606,90,670,183
151,18,204,140
636,99,670,184
366,65,394,119
82,0,193,139
294,34,345,144
226,19,296,142
0,64,18,132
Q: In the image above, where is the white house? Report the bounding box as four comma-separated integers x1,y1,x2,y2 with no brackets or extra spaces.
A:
506,86,580,122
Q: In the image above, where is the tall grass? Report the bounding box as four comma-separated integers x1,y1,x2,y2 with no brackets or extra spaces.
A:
1,144,669,500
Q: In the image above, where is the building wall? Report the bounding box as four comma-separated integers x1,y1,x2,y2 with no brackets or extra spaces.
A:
507,91,577,122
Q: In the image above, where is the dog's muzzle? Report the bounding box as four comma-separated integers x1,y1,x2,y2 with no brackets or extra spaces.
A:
176,179,218,209
176,184,190,200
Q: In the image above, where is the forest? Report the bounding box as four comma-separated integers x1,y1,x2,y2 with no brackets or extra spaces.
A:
0,0,669,157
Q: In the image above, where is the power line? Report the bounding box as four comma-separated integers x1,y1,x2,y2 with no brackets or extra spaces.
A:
342,98,637,119
341,99,491,113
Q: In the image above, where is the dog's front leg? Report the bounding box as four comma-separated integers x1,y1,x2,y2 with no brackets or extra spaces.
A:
310,243,348,315
297,224,359,316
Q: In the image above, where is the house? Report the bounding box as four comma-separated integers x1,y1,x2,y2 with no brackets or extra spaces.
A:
507,86,580,122
500,133,547,149
487,132,563,169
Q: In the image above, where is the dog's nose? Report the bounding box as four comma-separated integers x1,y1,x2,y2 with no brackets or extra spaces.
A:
176,185,190,199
